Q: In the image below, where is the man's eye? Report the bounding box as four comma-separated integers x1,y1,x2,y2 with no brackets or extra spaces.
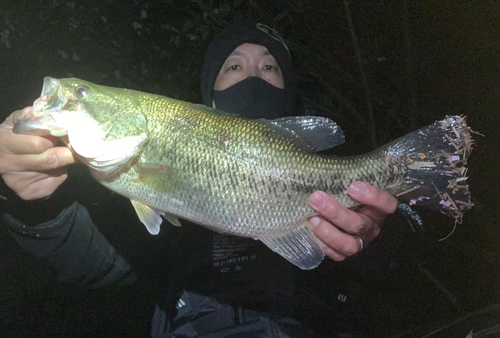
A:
264,65,277,71
229,65,240,71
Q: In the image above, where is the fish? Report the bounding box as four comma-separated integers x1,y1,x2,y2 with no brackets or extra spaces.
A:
13,77,474,269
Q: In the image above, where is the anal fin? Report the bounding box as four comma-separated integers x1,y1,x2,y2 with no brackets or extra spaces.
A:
162,213,182,227
259,221,325,270
130,199,163,235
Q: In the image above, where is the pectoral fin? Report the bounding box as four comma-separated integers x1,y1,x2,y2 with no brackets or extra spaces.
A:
130,200,163,235
258,221,325,270
134,163,181,192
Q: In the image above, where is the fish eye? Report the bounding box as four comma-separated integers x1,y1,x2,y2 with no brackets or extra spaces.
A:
75,85,90,98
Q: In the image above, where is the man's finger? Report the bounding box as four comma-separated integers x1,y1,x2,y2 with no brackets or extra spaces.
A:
347,181,398,215
19,170,69,200
0,132,59,155
308,191,367,234
309,216,361,257
3,107,32,127
319,244,346,262
6,168,69,200
3,147,76,172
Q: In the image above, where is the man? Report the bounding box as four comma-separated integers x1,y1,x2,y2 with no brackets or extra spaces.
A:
0,18,413,337
149,19,405,337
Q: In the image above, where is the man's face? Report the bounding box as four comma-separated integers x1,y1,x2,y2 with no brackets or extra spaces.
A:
214,43,285,92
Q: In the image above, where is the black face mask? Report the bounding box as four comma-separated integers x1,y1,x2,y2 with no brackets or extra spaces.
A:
212,77,293,119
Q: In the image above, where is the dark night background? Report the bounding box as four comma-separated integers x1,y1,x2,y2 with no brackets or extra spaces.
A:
1,0,499,337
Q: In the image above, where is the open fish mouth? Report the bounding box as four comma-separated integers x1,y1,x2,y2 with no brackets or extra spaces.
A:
41,76,60,94
13,77,68,137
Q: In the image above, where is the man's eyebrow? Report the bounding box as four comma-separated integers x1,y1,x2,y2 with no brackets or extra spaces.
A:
226,49,273,58
227,50,242,57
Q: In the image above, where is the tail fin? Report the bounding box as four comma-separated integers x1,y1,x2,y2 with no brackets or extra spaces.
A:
387,116,474,222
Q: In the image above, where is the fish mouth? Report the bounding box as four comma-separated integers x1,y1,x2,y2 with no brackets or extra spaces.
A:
12,113,57,135
41,76,60,96
13,77,69,137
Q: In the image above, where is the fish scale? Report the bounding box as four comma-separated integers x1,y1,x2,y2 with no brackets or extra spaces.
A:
106,114,395,235
13,77,474,269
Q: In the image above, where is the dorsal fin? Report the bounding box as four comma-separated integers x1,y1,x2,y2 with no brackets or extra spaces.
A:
259,116,345,153
194,103,345,153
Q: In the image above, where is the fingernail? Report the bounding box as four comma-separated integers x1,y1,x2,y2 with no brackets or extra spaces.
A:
309,192,326,211
308,216,321,228
348,182,367,199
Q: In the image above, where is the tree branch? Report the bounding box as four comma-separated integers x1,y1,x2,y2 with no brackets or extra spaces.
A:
342,0,377,146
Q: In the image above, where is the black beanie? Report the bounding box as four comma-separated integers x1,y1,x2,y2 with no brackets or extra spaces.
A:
200,18,295,112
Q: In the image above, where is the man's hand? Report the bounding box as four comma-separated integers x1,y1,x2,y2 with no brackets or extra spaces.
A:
308,182,398,261
0,107,76,200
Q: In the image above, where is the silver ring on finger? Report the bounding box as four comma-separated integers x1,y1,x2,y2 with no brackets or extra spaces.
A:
354,236,364,251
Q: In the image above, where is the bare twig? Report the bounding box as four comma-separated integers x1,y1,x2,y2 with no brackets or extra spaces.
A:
342,0,377,146
418,264,464,314
402,0,418,130
298,69,369,129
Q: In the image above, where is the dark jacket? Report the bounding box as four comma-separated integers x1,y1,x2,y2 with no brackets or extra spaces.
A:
1,161,424,337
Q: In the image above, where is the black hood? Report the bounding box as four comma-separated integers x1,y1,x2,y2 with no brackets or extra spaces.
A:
200,18,295,117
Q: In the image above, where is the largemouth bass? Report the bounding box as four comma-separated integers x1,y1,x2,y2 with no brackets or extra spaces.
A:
13,77,474,269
